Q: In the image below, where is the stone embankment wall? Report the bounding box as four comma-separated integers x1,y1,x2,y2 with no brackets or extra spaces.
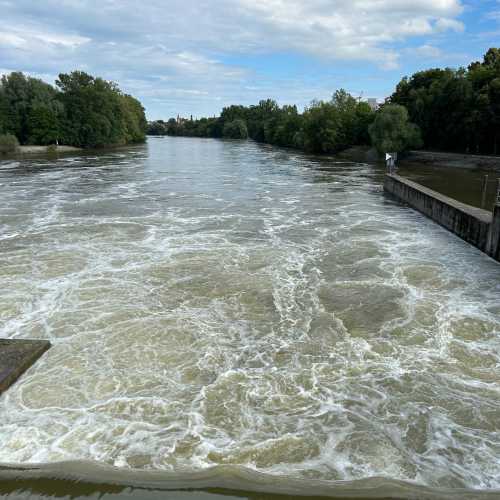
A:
384,174,500,262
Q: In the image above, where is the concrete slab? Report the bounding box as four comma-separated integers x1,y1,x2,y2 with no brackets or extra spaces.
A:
0,339,51,395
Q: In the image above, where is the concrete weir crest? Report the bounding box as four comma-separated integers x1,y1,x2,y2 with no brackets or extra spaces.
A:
384,173,500,262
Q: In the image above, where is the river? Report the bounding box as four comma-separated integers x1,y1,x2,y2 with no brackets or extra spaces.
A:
1,137,500,499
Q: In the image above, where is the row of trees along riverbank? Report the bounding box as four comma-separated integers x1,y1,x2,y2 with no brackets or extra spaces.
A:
0,71,147,152
148,48,500,156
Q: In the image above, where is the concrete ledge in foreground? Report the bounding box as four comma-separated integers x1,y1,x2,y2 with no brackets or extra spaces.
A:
0,339,51,395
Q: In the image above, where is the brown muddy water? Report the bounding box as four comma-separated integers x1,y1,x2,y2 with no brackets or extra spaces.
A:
397,162,500,210
1,137,500,499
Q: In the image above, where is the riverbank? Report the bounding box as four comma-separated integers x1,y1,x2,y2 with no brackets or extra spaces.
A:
339,146,500,170
17,145,83,155
0,144,145,161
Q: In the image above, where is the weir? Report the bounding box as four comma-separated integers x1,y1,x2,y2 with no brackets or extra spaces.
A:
384,173,500,262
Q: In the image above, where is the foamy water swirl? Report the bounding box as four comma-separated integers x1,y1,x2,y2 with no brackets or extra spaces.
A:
0,137,499,490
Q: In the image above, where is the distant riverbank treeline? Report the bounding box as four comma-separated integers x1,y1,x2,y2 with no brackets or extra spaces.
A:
148,48,500,156
148,90,379,154
0,71,147,149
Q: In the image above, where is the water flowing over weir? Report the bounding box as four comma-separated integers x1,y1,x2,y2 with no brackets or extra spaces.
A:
1,137,500,497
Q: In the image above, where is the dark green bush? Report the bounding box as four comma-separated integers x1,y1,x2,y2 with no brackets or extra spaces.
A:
0,71,147,149
369,104,422,154
46,144,58,154
222,119,248,139
0,134,19,154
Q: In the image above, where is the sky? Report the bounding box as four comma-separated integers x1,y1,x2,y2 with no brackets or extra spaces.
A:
1,0,499,120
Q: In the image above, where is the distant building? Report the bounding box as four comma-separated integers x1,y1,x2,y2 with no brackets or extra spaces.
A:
367,98,379,111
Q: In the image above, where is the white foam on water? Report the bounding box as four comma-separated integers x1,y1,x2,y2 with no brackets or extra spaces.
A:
0,138,500,490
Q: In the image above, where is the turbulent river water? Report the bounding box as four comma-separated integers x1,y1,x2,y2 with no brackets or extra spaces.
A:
1,137,500,498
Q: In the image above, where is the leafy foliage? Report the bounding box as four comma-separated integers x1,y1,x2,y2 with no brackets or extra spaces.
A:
27,104,62,145
390,48,500,154
148,48,500,157
369,105,422,154
148,91,375,154
0,72,59,144
0,134,19,154
222,119,248,139
0,71,147,148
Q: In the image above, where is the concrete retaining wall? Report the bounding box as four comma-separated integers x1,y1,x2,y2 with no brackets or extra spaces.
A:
487,205,500,260
384,174,500,262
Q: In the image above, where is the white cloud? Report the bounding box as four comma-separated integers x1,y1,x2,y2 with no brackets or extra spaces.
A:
0,0,466,117
233,0,463,62
434,17,465,31
0,27,90,49
407,44,444,58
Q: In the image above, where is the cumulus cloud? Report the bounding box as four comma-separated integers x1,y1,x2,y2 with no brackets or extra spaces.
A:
406,44,445,59
0,0,465,117
235,0,463,65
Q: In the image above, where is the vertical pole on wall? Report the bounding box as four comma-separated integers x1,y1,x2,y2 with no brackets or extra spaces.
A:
481,175,489,209
385,153,396,174
497,178,500,206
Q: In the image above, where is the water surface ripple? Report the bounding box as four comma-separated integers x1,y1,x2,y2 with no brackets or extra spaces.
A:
1,137,500,492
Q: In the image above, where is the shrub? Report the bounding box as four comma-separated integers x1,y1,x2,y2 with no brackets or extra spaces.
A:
0,134,19,154
222,119,248,139
369,104,422,154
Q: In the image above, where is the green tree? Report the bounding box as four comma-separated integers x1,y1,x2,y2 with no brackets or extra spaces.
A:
0,90,9,134
121,94,147,143
354,101,375,145
468,49,500,154
488,77,500,154
369,104,422,154
270,105,303,148
56,71,146,148
389,48,500,154
147,120,169,135
0,72,60,144
0,134,19,154
300,100,340,153
222,119,248,139
27,104,61,145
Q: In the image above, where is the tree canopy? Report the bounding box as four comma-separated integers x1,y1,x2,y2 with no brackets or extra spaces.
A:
0,71,147,148
147,48,500,158
369,105,422,154
222,119,248,139
148,91,375,155
390,48,500,154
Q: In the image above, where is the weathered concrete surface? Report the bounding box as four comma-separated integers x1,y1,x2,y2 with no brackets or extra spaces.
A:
487,204,500,260
384,174,500,262
0,339,51,395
